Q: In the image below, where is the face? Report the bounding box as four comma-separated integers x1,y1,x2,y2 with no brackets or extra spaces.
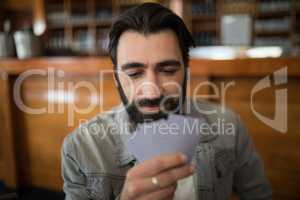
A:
115,29,185,123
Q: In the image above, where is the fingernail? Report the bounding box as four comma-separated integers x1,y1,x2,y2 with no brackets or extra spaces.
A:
180,154,188,162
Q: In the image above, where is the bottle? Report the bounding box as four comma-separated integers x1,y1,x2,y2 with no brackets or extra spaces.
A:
0,19,15,58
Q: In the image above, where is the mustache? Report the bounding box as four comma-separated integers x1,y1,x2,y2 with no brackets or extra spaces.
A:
136,96,180,108
137,96,164,107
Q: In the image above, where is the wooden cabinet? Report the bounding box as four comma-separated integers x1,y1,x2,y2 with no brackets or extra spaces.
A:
42,0,300,55
2,0,300,55
43,0,164,56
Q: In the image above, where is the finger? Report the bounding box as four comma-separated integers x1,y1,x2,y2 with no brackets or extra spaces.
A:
155,164,195,188
124,178,177,198
135,185,177,200
125,164,194,198
127,153,188,179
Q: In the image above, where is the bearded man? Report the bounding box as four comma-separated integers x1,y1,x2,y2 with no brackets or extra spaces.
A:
61,3,272,200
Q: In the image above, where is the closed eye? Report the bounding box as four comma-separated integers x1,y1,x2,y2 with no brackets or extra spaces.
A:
126,70,144,78
158,66,180,74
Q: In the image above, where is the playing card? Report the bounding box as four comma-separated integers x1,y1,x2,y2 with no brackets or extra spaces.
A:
126,114,204,163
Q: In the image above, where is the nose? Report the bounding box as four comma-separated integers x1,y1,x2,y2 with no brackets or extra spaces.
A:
138,70,162,99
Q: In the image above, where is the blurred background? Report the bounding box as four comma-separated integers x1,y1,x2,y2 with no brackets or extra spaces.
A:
0,0,299,200
0,0,300,58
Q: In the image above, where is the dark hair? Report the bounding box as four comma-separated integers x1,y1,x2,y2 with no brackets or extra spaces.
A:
108,2,195,68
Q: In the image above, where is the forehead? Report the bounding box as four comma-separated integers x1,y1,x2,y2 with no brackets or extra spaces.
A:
116,29,182,68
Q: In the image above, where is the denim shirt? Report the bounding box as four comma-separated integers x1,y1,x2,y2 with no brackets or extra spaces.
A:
61,100,272,200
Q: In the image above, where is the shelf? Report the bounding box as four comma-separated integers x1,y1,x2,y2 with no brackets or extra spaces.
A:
47,23,65,30
47,20,112,29
70,22,91,28
41,0,299,57
255,30,290,36
192,15,216,21
193,23,219,32
293,34,300,45
118,0,147,6
95,20,112,27
256,11,291,18
68,22,112,28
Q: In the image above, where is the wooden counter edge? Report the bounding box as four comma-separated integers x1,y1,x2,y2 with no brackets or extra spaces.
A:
0,56,299,77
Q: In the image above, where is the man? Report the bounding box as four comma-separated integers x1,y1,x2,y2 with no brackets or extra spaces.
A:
61,3,272,200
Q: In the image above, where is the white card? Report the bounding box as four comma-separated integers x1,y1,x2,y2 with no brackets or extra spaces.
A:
126,114,204,163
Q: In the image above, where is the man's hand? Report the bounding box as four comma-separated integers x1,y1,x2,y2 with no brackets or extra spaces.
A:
120,153,195,200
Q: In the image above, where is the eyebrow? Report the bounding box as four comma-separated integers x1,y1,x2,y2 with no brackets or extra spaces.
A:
120,62,145,70
156,60,181,68
120,59,181,71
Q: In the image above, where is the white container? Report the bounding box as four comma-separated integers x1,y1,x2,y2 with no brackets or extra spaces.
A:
14,30,41,59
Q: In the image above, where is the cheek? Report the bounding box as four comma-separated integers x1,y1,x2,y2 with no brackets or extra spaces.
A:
162,82,182,96
160,72,184,95
118,74,136,101
119,76,155,101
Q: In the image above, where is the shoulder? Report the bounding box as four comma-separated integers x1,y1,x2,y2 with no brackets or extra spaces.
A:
63,109,116,147
62,107,122,172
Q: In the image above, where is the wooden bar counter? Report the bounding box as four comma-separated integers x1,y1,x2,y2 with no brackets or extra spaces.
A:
0,57,299,200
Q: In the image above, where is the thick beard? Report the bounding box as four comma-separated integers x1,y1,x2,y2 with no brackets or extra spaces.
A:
114,70,187,124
